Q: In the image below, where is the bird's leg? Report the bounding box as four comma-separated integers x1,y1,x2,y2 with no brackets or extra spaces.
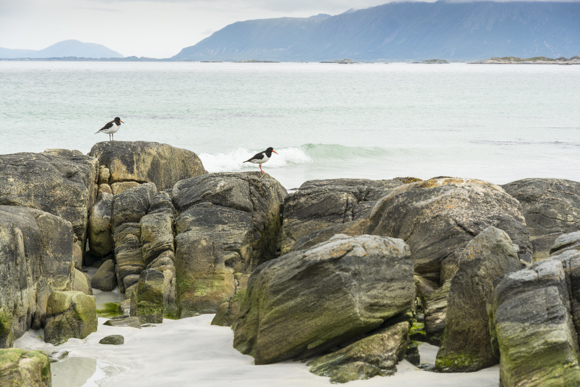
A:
259,165,264,174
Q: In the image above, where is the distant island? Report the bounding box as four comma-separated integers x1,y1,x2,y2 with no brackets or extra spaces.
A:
472,56,580,65
0,40,123,59
415,59,449,64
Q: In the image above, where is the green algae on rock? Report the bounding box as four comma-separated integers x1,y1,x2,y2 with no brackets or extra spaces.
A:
43,291,97,346
308,321,410,383
0,349,51,387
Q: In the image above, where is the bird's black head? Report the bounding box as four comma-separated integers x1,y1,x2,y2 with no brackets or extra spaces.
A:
265,147,278,156
114,117,124,124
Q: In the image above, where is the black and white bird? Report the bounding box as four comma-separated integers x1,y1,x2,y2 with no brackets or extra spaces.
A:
96,117,124,141
244,147,278,174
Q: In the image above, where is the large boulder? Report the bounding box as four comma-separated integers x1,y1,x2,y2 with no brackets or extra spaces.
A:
436,227,523,372
0,349,51,387
172,172,286,316
232,234,415,364
0,151,99,247
173,172,286,268
488,256,580,386
279,178,407,254
367,178,531,283
43,291,97,345
0,206,74,348
502,178,580,260
89,141,207,191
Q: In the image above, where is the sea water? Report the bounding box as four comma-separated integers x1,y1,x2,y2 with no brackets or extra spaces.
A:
0,61,579,189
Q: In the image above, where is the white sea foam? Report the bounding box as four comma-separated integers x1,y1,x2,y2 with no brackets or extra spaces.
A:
199,146,313,173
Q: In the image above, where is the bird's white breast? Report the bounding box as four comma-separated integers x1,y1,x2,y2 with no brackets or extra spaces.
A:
253,155,269,164
101,123,120,134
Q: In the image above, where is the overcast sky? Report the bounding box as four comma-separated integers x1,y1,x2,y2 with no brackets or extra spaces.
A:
0,0,405,58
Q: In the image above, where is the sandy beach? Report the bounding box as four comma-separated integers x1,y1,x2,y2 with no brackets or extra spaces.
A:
14,313,499,387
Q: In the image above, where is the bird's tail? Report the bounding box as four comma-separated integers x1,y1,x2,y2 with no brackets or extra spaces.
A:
243,160,250,163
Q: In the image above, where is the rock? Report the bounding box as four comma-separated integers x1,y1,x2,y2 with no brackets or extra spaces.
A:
113,223,145,291
112,183,157,230
88,192,113,258
550,231,580,256
292,219,370,253
148,251,175,274
91,259,117,291
111,181,141,195
98,165,110,185
149,191,176,215
175,236,235,317
173,172,287,269
308,321,410,383
141,211,174,266
488,258,580,386
279,178,405,254
103,316,141,329
414,274,439,307
211,289,248,327
98,183,112,195
367,177,531,283
99,335,124,345
436,227,523,372
72,269,93,295
123,273,141,291
110,183,158,290
503,178,580,260
0,151,98,247
0,349,51,387
0,206,75,348
172,173,286,316
89,141,207,191
72,240,83,271
423,280,450,345
44,291,97,345
175,203,253,273
232,235,415,364
130,269,165,324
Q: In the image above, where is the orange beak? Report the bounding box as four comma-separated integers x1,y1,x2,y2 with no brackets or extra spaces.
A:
273,150,279,154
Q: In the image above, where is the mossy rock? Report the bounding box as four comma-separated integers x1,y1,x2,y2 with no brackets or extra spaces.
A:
0,349,51,387
44,291,97,345
308,321,410,383
233,235,415,364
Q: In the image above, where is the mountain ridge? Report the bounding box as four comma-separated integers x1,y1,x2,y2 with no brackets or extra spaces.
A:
173,1,580,62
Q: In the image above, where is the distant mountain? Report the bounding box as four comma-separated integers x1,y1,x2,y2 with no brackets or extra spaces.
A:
0,40,123,59
173,1,580,62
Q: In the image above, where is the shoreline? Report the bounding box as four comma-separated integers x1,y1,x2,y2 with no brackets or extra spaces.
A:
1,56,579,65
14,312,500,387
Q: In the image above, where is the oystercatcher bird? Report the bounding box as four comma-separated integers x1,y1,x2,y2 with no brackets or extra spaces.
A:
244,147,278,174
96,117,124,141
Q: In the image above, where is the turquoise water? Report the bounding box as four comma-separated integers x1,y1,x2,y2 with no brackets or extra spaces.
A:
1,61,579,189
